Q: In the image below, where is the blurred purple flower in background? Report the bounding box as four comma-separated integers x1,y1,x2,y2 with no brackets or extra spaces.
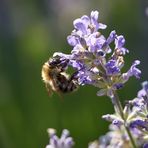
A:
46,129,74,148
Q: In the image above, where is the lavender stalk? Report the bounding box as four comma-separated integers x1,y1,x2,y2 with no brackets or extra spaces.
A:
112,91,137,148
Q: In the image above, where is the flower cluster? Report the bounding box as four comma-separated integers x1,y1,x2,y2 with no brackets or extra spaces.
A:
53,10,141,99
89,124,131,148
45,129,74,148
101,81,148,147
129,81,148,146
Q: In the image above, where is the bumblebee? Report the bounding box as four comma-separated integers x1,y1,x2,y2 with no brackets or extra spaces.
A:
41,56,78,96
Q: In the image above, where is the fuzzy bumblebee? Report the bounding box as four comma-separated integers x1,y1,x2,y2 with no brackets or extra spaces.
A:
41,56,78,96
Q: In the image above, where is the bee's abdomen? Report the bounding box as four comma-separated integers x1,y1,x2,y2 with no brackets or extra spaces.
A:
56,74,78,93
42,62,51,82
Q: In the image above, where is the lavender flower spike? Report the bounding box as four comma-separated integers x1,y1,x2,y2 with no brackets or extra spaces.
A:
45,128,74,148
55,10,142,99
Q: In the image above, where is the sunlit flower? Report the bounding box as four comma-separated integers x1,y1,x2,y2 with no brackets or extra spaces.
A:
54,10,141,99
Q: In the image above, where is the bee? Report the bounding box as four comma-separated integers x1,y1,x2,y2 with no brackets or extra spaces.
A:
41,56,78,96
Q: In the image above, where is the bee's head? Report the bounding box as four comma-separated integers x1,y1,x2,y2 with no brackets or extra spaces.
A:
48,56,69,71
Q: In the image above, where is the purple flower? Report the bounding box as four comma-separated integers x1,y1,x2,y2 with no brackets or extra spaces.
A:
106,30,116,45
87,33,106,52
115,35,125,48
138,81,148,98
105,59,120,75
143,143,148,148
76,67,99,85
129,60,141,78
90,10,107,30
67,35,79,47
101,31,116,53
115,35,129,55
67,10,107,48
73,18,88,35
46,129,74,148
130,119,148,130
122,60,141,83
143,81,148,92
102,114,124,126
97,124,132,148
72,10,106,36
129,97,145,108
123,81,148,147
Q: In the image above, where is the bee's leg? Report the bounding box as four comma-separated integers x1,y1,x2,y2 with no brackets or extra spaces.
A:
68,80,78,91
58,59,70,72
69,70,79,81
64,71,79,92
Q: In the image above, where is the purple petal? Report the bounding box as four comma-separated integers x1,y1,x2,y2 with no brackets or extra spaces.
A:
90,10,99,20
142,81,148,92
105,59,120,75
81,15,90,26
143,143,148,148
69,60,83,70
137,89,147,98
67,35,78,46
106,30,116,45
137,81,148,100
122,60,141,82
129,60,141,78
87,34,106,52
73,18,87,35
90,11,99,31
65,137,74,146
115,35,125,49
130,119,148,130
61,129,70,138
98,23,107,29
50,136,58,147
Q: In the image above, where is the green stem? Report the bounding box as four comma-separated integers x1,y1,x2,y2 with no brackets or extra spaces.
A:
112,91,137,148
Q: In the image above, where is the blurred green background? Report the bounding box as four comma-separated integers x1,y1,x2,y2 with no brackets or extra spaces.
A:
0,0,148,147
